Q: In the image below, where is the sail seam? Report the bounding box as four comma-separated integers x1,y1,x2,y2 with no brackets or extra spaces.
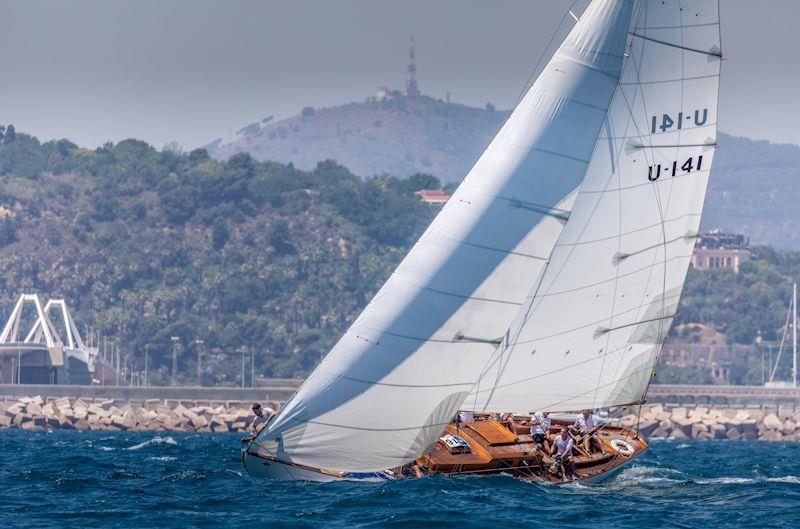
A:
513,288,683,346
472,334,668,395
555,212,701,247
530,252,691,299
579,168,710,194
457,239,549,261
392,277,523,306
599,120,716,138
495,142,592,165
527,364,655,412
338,374,474,389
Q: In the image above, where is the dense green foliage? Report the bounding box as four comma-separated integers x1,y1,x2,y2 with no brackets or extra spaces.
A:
676,247,800,344
0,132,436,384
702,134,800,250
2,129,798,386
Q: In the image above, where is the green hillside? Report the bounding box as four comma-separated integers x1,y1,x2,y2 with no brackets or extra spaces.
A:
0,131,436,383
211,97,800,250
2,128,799,385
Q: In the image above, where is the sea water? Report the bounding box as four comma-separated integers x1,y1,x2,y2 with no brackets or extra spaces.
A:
1,430,798,528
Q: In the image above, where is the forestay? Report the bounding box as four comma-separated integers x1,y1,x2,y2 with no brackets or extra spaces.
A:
254,0,635,472
468,0,721,413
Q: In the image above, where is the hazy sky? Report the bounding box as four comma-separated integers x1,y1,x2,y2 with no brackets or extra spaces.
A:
1,0,797,149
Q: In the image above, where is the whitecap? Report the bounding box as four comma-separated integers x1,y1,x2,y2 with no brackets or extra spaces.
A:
145,456,177,462
608,465,688,488
695,477,756,485
126,436,178,451
766,476,800,484
676,443,690,449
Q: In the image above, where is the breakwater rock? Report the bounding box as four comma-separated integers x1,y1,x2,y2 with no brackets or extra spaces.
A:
0,395,273,433
2,396,799,440
618,404,800,441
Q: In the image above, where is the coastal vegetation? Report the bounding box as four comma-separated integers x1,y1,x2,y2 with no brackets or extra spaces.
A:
1,129,798,384
0,130,435,384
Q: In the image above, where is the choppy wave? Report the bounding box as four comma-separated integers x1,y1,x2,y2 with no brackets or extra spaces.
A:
0,432,798,529
126,436,178,451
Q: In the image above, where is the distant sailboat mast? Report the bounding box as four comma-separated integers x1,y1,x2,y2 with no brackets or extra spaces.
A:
793,282,797,387
767,282,798,387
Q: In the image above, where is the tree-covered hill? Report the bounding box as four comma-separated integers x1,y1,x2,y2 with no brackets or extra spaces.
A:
2,128,799,385
211,96,800,250
208,95,506,184
0,131,437,383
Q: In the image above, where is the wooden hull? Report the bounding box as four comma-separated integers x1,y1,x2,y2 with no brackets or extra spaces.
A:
417,418,649,484
243,417,648,484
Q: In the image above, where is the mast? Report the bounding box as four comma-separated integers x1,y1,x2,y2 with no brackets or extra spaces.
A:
793,282,797,387
254,0,636,473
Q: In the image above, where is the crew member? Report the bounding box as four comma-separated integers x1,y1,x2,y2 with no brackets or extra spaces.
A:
552,426,576,480
243,403,275,442
573,409,599,452
529,411,552,454
502,412,518,436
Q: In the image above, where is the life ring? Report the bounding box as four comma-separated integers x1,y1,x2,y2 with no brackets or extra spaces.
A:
611,439,635,457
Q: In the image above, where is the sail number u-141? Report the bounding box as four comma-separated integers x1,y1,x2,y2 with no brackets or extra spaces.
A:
651,108,708,133
648,156,703,182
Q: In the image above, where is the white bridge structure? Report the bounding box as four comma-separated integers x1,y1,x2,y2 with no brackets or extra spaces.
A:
0,294,105,384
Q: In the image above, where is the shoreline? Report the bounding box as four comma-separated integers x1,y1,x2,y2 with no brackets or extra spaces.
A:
2,395,799,440
0,395,273,433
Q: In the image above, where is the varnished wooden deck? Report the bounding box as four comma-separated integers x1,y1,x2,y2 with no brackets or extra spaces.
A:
416,417,648,483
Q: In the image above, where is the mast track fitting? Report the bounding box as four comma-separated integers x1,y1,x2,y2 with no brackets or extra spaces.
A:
593,314,677,340
629,32,722,59
626,140,717,153
612,231,699,265
508,198,570,222
453,332,503,346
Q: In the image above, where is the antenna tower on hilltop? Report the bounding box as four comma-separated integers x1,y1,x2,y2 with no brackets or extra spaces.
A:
404,35,420,97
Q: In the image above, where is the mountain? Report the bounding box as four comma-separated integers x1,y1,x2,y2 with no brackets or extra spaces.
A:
209,95,506,184
210,96,800,250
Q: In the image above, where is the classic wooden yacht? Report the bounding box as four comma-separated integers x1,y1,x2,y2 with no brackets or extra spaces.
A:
244,0,721,483
243,413,648,483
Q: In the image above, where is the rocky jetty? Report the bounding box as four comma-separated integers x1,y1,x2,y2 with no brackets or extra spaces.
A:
618,403,800,441
0,395,274,433
2,396,799,440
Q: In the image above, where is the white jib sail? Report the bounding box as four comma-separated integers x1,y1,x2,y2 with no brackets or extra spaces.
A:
468,0,721,414
254,0,635,473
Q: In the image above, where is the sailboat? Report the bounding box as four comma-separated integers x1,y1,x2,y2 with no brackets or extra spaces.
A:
243,0,722,482
765,283,798,388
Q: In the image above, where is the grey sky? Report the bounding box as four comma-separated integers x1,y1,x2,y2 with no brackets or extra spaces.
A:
1,0,797,149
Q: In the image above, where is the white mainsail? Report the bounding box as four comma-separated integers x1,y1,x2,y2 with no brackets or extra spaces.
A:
468,0,721,413
254,0,635,472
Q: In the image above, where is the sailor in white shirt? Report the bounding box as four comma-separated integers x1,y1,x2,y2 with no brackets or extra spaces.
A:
573,409,599,452
529,411,552,453
552,426,576,479
250,403,275,435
